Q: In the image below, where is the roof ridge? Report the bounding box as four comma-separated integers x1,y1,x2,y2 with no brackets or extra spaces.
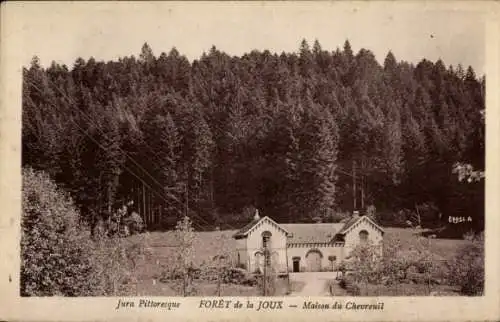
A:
338,215,384,235
232,215,291,239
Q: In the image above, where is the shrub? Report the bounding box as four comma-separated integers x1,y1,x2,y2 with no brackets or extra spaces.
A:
21,168,99,296
379,234,438,286
349,242,383,284
122,211,144,235
447,233,484,296
339,275,361,296
224,267,255,285
236,262,247,270
21,167,151,297
91,232,152,296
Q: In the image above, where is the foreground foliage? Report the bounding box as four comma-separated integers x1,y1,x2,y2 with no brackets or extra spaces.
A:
446,233,484,296
338,232,483,296
21,167,98,296
21,168,150,296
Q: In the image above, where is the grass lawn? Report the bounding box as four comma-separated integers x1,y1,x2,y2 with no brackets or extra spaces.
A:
356,283,460,296
326,278,461,297
383,227,469,261
135,279,259,296
126,226,468,296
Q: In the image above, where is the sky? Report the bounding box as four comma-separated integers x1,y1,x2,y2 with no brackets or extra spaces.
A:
5,2,491,75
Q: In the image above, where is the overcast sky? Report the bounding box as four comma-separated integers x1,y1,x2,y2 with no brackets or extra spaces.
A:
6,2,489,75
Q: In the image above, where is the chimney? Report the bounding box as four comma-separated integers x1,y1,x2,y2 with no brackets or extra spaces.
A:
353,210,360,218
254,209,260,221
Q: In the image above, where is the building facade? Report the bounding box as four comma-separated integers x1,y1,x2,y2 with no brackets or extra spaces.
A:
232,211,384,274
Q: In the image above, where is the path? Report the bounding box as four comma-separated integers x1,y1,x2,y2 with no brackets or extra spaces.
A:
288,272,343,296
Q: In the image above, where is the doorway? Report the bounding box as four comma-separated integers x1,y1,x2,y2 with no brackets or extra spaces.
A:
306,249,323,272
292,257,300,272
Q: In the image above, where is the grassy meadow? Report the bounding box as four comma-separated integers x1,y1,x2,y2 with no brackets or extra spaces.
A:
128,227,469,296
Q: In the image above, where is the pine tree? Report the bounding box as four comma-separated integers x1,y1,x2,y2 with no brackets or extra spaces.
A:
296,95,339,219
95,110,125,223
139,42,155,65
181,104,215,217
22,57,64,178
140,98,183,221
21,40,485,231
383,51,398,73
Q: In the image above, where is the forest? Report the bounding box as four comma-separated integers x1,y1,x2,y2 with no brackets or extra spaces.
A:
22,39,485,235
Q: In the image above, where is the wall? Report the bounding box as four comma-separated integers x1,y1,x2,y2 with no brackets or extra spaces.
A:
245,218,288,273
343,217,384,256
286,243,344,272
234,237,248,269
235,216,385,274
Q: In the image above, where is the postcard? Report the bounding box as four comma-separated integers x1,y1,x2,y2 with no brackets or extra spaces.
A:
1,1,499,321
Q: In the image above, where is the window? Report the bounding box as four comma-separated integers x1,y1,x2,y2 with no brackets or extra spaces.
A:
359,230,369,243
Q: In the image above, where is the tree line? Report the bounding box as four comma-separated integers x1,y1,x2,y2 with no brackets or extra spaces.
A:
22,39,485,233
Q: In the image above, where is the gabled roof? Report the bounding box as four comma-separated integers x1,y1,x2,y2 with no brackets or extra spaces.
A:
281,223,345,243
232,216,290,239
232,218,261,239
336,216,360,234
337,215,385,235
233,214,384,242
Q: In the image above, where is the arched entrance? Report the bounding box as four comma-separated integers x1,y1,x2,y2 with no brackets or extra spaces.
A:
305,249,323,272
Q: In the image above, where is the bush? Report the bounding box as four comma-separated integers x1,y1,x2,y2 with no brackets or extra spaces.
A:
349,242,383,284
91,232,152,296
339,275,361,296
21,168,99,296
123,211,144,235
379,234,440,286
447,233,484,296
21,167,151,296
235,262,247,270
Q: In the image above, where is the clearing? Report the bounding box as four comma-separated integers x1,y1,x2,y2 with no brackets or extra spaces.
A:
128,227,467,296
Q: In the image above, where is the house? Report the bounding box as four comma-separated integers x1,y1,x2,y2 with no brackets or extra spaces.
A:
232,210,384,274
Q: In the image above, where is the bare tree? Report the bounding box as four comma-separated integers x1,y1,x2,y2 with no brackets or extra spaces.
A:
210,232,233,296
171,216,196,296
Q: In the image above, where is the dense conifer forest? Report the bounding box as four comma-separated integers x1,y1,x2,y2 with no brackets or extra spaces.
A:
22,40,485,234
